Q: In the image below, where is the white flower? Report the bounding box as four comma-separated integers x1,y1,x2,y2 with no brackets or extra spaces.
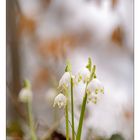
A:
87,79,104,94
87,78,104,103
78,67,90,83
19,88,32,103
53,93,67,108
58,72,71,90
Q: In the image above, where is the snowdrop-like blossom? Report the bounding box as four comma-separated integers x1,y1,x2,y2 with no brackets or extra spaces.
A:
53,93,67,108
78,67,90,83
86,78,104,103
19,88,32,103
58,72,71,90
87,79,104,94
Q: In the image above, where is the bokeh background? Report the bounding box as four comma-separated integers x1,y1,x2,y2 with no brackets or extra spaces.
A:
6,0,133,140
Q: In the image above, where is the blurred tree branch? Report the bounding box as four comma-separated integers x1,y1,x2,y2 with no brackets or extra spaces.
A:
6,0,22,120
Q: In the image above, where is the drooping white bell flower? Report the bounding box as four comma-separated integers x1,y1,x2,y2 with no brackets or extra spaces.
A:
53,93,67,108
86,78,104,103
58,72,71,90
78,67,90,83
19,88,32,103
87,78,104,94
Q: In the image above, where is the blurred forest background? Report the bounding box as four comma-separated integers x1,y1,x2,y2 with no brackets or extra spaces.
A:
6,0,133,140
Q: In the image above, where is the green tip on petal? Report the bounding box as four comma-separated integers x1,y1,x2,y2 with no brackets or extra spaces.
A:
94,75,97,78
101,89,104,94
94,100,97,104
95,89,99,94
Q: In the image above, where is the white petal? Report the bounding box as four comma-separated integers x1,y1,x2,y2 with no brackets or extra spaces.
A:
59,72,71,89
78,67,90,83
19,88,32,103
53,93,67,108
87,78,103,93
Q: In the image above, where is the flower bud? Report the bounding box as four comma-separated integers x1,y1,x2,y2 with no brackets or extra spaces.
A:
53,93,67,108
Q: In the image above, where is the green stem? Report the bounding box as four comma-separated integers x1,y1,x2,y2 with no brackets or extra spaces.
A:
71,77,75,140
27,100,37,140
76,64,95,140
68,120,77,136
65,103,69,140
76,86,88,140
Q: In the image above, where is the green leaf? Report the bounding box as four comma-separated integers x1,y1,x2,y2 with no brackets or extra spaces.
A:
65,60,72,72
86,57,92,71
70,77,75,140
65,89,69,140
76,92,88,140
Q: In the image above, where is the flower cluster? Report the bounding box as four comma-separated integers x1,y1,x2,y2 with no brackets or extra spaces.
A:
53,58,104,109
18,58,105,140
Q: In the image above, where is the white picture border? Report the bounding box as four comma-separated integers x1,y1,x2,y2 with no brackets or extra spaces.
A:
134,0,140,140
0,0,6,139
0,0,140,139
